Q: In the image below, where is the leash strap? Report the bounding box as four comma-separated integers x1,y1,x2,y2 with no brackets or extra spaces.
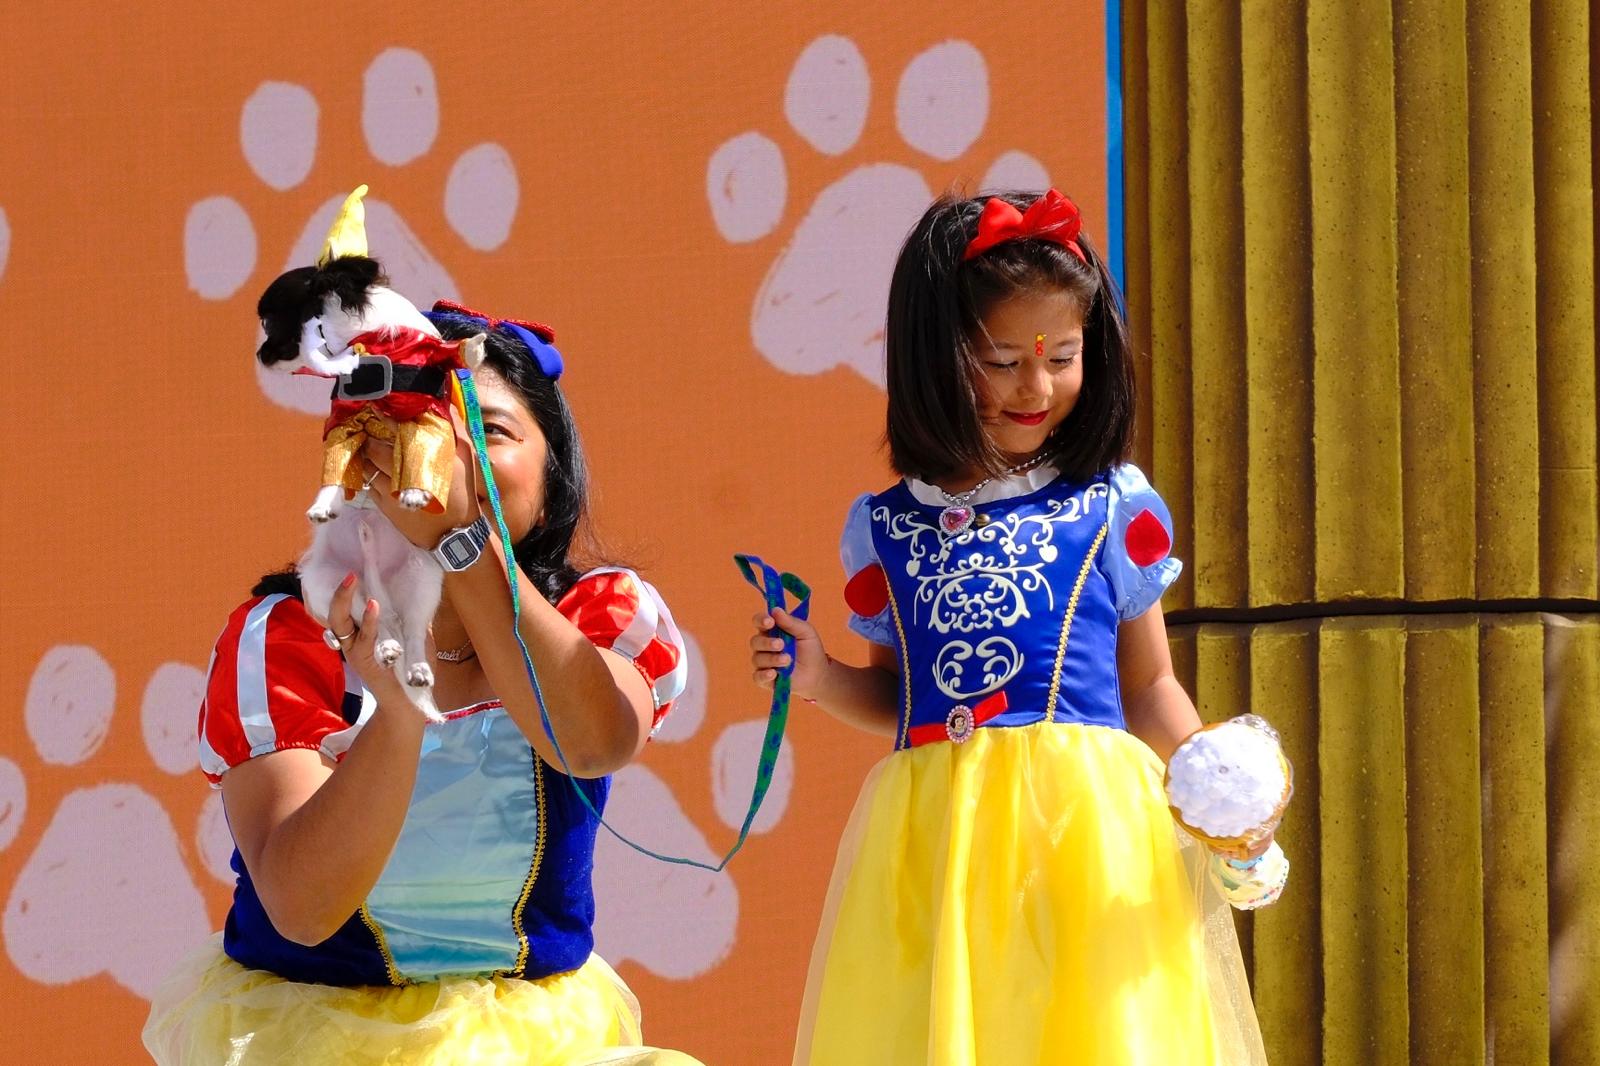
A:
456,368,806,871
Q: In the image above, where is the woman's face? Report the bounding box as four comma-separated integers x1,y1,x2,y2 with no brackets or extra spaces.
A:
473,368,548,542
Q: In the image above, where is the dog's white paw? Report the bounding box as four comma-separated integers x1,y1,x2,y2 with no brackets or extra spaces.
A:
405,663,434,688
308,485,343,523
398,489,430,511
374,639,403,666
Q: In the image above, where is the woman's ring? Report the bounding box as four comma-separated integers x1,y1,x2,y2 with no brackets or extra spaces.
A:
322,627,357,650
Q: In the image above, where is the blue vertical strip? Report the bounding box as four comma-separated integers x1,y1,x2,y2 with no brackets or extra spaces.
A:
1105,0,1127,297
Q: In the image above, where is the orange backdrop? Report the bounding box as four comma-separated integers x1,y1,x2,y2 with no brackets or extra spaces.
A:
0,3,1109,1060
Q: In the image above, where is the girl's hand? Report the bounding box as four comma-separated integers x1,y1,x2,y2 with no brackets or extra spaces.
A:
1207,830,1275,863
323,573,409,707
750,607,829,700
361,415,481,550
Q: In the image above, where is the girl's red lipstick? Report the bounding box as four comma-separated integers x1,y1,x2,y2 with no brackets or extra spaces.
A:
1004,411,1048,426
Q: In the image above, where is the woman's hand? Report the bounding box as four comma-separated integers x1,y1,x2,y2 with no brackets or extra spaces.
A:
750,607,829,700
322,572,409,706
360,415,481,551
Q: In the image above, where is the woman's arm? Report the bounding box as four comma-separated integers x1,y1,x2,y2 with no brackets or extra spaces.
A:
753,608,901,737
359,428,653,777
1116,602,1203,763
222,592,426,946
446,546,655,776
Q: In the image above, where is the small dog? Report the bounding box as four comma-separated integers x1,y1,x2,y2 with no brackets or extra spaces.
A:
255,186,483,718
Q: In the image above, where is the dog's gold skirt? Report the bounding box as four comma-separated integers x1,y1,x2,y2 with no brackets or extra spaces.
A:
322,407,455,514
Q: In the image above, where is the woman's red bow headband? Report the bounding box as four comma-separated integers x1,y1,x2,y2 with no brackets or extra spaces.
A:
426,299,564,379
962,189,1088,264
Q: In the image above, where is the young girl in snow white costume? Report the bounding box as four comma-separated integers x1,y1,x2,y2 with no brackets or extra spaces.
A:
750,189,1290,1066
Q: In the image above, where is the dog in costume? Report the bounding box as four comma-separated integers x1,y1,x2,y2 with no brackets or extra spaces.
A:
255,185,485,717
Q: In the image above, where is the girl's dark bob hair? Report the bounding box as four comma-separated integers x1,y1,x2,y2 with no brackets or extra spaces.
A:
884,190,1134,484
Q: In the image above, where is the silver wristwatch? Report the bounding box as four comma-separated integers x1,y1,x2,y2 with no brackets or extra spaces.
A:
432,516,491,572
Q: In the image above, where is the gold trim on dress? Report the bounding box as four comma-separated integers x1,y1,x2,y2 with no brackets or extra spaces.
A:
883,580,916,748
357,903,406,986
1044,521,1110,717
502,751,549,977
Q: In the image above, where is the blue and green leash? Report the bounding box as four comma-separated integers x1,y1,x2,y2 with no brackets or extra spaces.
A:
456,368,806,871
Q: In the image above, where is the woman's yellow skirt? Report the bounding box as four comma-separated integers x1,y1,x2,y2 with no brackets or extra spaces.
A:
143,937,703,1065
794,722,1267,1066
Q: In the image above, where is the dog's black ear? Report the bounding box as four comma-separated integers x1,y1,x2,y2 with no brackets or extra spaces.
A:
255,266,320,366
312,255,387,315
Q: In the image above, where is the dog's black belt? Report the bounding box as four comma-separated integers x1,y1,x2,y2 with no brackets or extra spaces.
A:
332,364,449,401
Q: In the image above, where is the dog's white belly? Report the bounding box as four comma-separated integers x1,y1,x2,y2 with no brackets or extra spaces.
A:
309,509,431,591
299,506,444,719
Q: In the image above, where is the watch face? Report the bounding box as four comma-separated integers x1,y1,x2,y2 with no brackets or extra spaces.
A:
440,535,475,569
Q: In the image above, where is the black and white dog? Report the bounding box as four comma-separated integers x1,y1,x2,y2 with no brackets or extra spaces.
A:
256,195,483,718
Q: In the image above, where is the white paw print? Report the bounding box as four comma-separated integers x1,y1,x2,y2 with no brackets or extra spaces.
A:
592,629,796,979
708,36,1051,386
3,646,218,997
180,47,522,416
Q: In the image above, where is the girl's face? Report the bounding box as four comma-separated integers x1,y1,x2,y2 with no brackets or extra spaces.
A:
473,368,549,541
971,288,1086,463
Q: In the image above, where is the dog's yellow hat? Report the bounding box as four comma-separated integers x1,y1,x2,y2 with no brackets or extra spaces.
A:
318,184,369,265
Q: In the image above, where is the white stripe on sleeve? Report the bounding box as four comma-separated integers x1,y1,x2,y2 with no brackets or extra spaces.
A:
235,594,289,755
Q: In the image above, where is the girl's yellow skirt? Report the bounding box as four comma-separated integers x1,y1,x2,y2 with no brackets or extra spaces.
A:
144,937,703,1065
794,722,1267,1066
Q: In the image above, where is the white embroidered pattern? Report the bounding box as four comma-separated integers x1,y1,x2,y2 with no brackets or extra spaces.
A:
873,482,1108,700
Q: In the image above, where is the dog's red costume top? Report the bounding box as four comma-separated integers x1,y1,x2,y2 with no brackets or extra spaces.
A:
323,327,462,434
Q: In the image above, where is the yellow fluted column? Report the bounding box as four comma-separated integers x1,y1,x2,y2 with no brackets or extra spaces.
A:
1306,0,1405,601
1241,0,1315,609
1127,1,1599,1061
1318,619,1409,1060
1194,626,1256,971
1247,623,1321,1066
1405,619,1485,1063
1532,1,1598,599
1185,0,1248,608
1394,0,1476,600
1482,616,1550,1062
1467,0,1541,598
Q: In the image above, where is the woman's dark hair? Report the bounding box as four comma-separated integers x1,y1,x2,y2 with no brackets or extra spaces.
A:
434,313,592,601
884,190,1134,484
254,310,594,604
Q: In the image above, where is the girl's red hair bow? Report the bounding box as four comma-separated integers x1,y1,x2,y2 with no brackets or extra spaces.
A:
962,189,1088,264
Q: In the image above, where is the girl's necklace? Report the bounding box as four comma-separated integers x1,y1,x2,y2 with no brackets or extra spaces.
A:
934,454,1050,535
